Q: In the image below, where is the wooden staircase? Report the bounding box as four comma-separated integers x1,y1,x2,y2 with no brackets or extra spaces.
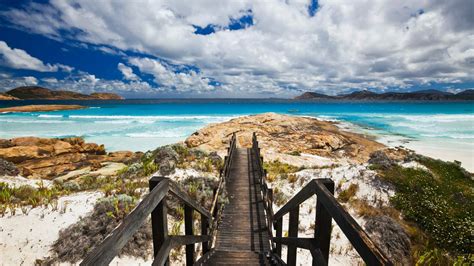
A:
81,133,392,266
202,148,270,265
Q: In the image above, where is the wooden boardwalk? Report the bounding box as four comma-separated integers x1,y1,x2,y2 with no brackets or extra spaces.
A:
206,147,270,265
82,133,392,266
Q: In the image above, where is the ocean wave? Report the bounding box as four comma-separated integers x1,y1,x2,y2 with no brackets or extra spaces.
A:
0,119,74,124
353,113,474,123
68,115,235,120
94,120,134,124
397,114,474,123
420,133,474,139
34,114,237,125
313,115,339,122
126,130,190,138
37,114,64,118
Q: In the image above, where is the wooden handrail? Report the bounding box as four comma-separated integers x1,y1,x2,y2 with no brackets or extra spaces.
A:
81,179,170,266
210,132,236,216
251,132,392,266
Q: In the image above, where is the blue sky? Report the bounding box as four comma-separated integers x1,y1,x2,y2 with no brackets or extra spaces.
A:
0,0,472,98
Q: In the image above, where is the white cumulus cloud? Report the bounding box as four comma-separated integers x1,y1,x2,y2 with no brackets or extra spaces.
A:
1,0,473,96
128,57,215,92
117,63,139,81
0,41,73,72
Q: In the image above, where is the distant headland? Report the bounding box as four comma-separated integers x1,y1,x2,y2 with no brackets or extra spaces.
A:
0,104,86,113
1,86,123,100
295,89,474,101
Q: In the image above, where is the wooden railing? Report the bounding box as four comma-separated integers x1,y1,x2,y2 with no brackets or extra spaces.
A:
251,133,393,266
81,134,237,266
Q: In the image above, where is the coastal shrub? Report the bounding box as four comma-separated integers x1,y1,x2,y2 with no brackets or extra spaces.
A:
62,181,81,192
194,158,214,173
180,177,217,210
288,151,301,156
0,182,65,211
377,158,473,256
78,170,149,198
47,194,152,263
116,165,130,176
287,174,298,183
101,183,116,196
142,160,158,176
169,143,223,174
264,160,299,176
265,174,277,183
337,183,359,203
165,176,219,219
273,187,289,206
173,144,191,162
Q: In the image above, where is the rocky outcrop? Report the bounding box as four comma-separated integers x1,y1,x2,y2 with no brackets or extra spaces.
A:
365,216,412,265
0,93,19,100
0,158,19,176
0,137,140,179
89,93,123,100
5,86,123,100
185,113,384,162
0,105,86,113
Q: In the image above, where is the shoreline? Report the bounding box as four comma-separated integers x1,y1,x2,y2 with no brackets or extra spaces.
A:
0,110,472,172
325,117,474,172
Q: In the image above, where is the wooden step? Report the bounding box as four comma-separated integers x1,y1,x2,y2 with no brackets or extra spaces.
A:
198,250,269,266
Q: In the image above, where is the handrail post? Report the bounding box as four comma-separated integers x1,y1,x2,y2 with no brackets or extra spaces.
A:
184,205,194,265
267,188,274,249
315,180,334,264
201,214,209,254
275,218,283,256
268,188,273,213
288,206,300,266
149,177,169,265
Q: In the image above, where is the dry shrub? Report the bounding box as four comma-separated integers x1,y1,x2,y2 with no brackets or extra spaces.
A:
46,195,152,264
265,174,277,183
273,187,289,206
287,174,298,183
337,183,359,203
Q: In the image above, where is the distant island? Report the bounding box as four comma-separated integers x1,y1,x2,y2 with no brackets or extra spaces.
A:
1,86,123,100
295,89,474,101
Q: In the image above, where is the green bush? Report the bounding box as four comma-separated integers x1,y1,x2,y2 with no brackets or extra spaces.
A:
142,161,158,176
378,158,473,255
264,160,299,176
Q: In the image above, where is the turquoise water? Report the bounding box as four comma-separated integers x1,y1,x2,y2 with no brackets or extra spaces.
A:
1,99,473,169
